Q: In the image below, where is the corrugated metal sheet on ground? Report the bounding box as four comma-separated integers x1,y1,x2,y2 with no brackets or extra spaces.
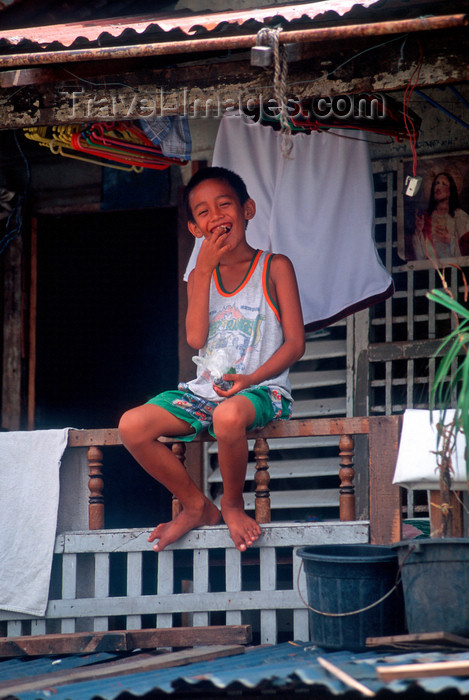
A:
3,642,469,699
0,0,430,50
0,652,116,682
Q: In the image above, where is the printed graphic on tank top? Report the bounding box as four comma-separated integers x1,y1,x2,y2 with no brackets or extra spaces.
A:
181,250,292,403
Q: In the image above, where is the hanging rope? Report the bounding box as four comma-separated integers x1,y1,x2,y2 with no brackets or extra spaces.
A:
257,27,293,158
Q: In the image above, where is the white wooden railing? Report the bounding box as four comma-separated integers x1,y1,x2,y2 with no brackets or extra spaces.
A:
0,416,402,644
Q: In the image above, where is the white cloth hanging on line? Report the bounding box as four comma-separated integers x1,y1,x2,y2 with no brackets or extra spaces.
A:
184,112,393,329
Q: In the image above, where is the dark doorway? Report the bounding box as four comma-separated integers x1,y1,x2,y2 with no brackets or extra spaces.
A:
35,208,179,527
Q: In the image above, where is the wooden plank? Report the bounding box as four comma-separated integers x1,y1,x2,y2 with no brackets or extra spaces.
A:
377,658,469,682
293,549,309,642
157,550,174,629
289,368,346,390
251,417,370,438
0,645,245,695
61,553,77,634
126,552,142,630
367,632,469,649
209,435,341,453
318,656,375,696
292,396,347,418
214,488,339,510
128,627,253,649
368,338,446,362
67,416,372,448
225,548,242,627
93,552,110,632
1,589,309,623
302,339,346,361
369,415,402,545
260,548,276,645
0,631,128,657
51,522,368,554
193,549,209,627
209,457,340,482
68,428,122,446
0,626,252,657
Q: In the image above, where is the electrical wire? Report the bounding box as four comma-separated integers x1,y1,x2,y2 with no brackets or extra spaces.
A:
402,39,423,178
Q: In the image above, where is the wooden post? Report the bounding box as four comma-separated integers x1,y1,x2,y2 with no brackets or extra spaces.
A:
27,217,38,430
1,236,23,430
88,445,104,530
369,415,402,545
254,436,270,523
339,434,355,521
171,442,186,517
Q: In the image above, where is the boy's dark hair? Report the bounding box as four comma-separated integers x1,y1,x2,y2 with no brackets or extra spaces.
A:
184,166,250,222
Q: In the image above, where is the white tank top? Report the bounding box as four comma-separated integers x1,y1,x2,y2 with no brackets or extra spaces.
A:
182,249,292,403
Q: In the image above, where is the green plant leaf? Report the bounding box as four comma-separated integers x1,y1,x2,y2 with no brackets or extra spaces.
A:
427,289,469,319
428,287,469,478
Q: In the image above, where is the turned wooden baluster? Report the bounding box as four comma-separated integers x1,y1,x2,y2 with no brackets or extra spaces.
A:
254,436,271,523
171,442,186,517
339,434,355,521
88,445,104,530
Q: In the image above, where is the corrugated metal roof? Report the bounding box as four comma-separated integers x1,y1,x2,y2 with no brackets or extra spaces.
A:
2,642,469,698
0,652,117,683
0,1,383,49
0,0,456,51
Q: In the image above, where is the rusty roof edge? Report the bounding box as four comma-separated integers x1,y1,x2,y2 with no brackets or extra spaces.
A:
0,0,405,47
0,13,466,69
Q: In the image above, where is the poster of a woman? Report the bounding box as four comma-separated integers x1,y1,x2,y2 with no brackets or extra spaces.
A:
398,152,469,265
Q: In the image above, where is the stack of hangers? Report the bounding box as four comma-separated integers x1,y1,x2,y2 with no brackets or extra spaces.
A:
23,122,188,172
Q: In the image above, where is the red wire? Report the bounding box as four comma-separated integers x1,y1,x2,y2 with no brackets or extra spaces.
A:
403,40,423,177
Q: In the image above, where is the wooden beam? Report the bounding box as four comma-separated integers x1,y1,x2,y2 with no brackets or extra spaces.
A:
377,658,469,682
367,631,469,649
0,29,468,129
0,645,245,695
369,415,402,545
368,338,445,362
67,417,372,447
0,625,252,657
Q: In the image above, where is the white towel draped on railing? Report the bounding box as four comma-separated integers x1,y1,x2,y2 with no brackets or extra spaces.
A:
0,429,70,616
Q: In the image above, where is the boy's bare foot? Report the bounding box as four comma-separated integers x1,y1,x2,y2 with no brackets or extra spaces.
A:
220,498,262,552
148,498,221,552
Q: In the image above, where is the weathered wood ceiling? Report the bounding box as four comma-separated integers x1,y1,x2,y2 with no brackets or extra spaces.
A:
0,1,467,129
0,25,468,129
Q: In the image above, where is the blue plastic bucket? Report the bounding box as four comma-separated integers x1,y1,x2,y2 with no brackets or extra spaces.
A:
297,544,405,650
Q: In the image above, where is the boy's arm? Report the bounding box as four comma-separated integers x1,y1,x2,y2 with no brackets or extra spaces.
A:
186,231,230,349
215,254,305,396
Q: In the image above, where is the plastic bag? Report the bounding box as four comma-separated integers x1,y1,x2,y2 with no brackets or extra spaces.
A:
192,346,237,390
